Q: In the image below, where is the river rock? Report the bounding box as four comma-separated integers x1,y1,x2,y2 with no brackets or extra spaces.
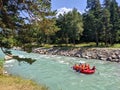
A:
106,57,112,61
100,58,107,61
75,54,81,57
111,54,117,59
4,55,13,60
118,55,120,59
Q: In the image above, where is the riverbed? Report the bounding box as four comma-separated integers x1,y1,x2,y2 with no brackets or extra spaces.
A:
3,50,120,90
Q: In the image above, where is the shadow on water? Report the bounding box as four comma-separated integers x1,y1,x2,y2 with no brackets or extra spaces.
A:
12,56,36,65
1,48,36,65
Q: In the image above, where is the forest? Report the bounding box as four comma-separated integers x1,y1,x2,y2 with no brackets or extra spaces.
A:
0,0,120,50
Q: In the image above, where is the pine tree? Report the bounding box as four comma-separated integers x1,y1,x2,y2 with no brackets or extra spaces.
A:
85,0,102,46
109,0,120,45
101,8,112,46
56,8,83,45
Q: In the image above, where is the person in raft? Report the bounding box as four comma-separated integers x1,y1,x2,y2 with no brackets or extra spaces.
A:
75,63,90,72
73,63,91,72
73,64,80,72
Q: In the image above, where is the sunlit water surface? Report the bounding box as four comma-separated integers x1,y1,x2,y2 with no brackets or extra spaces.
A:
2,50,120,90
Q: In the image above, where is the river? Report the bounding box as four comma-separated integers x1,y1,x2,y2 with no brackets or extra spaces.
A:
2,50,120,90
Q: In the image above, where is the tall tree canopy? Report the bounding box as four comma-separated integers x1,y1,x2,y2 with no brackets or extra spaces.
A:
83,0,120,46
84,0,102,46
56,8,83,45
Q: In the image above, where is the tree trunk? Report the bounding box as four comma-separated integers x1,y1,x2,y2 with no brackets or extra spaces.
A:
73,37,75,46
95,31,99,46
65,34,69,46
46,35,50,44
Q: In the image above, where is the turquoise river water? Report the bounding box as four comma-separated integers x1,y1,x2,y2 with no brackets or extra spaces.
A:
1,50,120,90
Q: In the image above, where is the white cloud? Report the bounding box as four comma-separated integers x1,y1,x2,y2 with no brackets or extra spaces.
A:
56,7,82,17
56,7,72,17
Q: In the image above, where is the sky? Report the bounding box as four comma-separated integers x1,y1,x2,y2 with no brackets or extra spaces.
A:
51,0,120,15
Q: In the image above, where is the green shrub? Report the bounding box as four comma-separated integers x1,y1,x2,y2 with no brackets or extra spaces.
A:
0,59,4,67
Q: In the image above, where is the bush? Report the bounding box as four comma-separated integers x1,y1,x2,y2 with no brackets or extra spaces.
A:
0,58,4,75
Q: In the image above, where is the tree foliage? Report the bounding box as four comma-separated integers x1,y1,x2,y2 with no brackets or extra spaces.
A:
56,8,83,45
83,0,120,46
0,0,58,49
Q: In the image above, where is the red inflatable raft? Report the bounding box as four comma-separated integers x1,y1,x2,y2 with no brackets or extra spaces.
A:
80,67,95,74
72,64,96,74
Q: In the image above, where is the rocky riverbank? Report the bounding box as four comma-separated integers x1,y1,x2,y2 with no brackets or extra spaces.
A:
33,47,120,63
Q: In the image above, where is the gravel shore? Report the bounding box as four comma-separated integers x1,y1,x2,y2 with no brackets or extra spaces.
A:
33,47,120,63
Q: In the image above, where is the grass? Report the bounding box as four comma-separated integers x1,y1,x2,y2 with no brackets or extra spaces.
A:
0,59,48,90
0,75,48,90
109,44,120,48
0,59,4,75
41,42,120,48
